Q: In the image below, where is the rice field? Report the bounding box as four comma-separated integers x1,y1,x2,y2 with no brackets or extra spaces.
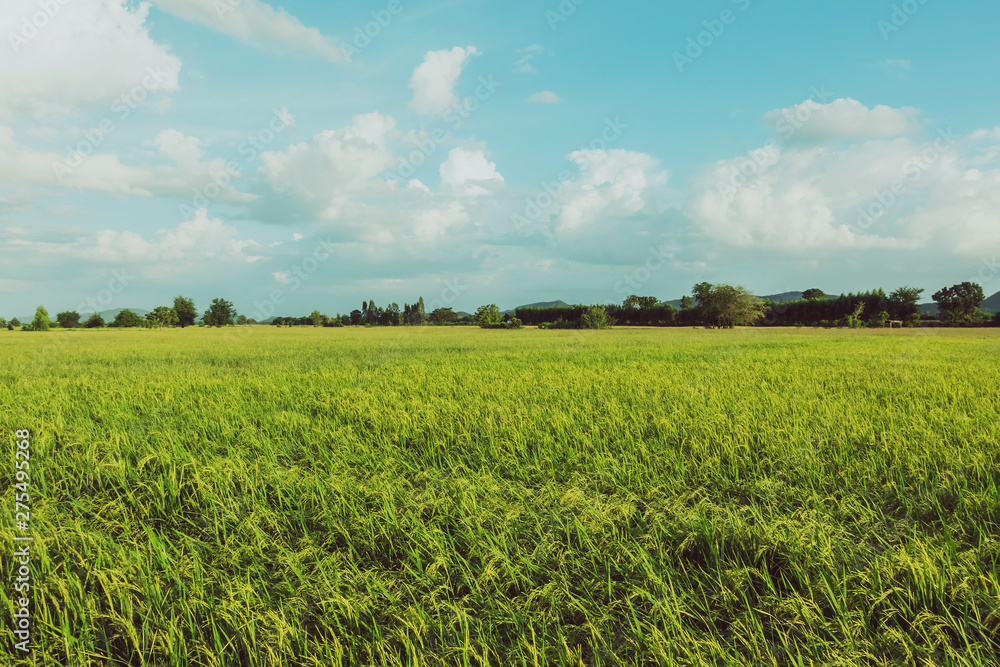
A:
2,326,999,666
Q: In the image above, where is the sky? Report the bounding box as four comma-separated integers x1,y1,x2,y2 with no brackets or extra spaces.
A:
1,0,999,319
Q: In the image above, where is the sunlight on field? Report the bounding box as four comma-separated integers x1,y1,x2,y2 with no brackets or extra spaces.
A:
2,327,999,665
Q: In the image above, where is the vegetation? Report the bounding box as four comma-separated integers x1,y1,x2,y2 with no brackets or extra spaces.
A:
202,298,236,327
934,282,989,325
110,308,145,328
83,313,105,328
56,310,82,329
1,327,998,665
30,305,50,332
147,306,179,329
173,296,197,328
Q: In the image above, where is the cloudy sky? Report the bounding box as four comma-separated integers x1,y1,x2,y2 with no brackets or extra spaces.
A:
1,0,999,318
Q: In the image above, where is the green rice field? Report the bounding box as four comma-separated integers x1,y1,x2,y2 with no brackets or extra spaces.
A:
2,326,999,666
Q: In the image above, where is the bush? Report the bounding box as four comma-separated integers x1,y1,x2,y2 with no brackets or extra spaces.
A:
580,306,613,329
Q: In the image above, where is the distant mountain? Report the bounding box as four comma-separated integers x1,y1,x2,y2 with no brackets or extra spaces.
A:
917,303,939,316
982,290,1000,315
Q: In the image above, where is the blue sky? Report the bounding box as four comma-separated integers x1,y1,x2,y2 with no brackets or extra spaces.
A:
1,0,999,319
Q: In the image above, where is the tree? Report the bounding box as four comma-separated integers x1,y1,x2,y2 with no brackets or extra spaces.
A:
237,314,248,326
173,296,197,328
693,283,766,328
933,282,985,325
110,309,144,328
84,313,105,328
147,306,179,328
680,295,694,311
415,296,428,325
203,298,235,327
475,304,503,328
580,305,613,329
0,317,6,329
350,310,362,325
10,317,21,329
430,307,459,325
802,289,827,301
623,295,659,310
888,286,924,320
56,311,81,328
31,305,50,332
310,310,324,327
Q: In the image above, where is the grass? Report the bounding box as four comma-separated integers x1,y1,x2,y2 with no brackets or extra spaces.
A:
1,326,999,666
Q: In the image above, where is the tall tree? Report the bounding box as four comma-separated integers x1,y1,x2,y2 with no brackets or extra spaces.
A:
623,295,659,310
415,296,428,325
310,310,324,326
31,305,50,332
173,296,197,328
888,286,924,320
933,282,985,324
84,313,105,328
693,283,766,329
474,304,502,327
203,298,235,327
147,306,179,328
110,309,144,328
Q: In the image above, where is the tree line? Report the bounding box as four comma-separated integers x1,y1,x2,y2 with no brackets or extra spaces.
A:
5,281,997,332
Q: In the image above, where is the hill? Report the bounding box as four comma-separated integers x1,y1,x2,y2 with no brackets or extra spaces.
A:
982,290,1000,314
503,300,570,315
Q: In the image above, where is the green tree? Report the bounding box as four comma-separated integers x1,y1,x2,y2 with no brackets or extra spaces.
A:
623,295,659,310
203,298,235,327
680,295,694,310
56,311,81,328
802,288,827,301
173,296,197,328
310,310,324,326
693,283,766,328
0,317,6,329
110,309,144,328
580,305,614,329
10,317,21,329
414,296,428,325
84,313,105,328
888,286,924,320
31,305,50,331
475,304,503,328
430,307,459,325
932,282,985,325
237,314,248,326
147,306,179,328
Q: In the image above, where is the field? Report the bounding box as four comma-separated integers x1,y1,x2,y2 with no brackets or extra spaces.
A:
2,326,999,666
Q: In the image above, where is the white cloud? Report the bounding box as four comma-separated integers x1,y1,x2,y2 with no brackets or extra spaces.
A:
292,232,303,241
763,98,921,145
408,46,480,116
527,91,560,104
151,0,346,62
259,112,399,220
0,0,181,121
439,148,504,197
514,44,545,74
556,150,668,231
683,128,1000,254
412,201,470,239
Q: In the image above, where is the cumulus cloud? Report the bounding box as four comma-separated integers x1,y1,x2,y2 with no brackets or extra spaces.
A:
439,148,504,197
556,149,669,231
151,0,346,61
259,112,399,220
682,126,1000,254
527,91,560,104
408,46,480,115
0,0,181,121
763,98,921,145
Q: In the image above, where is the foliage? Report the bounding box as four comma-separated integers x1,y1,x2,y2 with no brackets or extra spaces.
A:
31,305,51,332
237,315,248,326
693,282,766,328
173,296,197,328
147,306,179,328
622,294,659,310
475,304,503,328
888,286,924,320
0,317,6,329
203,298,236,327
110,308,144,328
84,313,105,328
429,307,459,325
310,310,324,327
56,311,81,329
802,288,827,301
10,317,21,328
933,282,985,325
580,305,613,329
